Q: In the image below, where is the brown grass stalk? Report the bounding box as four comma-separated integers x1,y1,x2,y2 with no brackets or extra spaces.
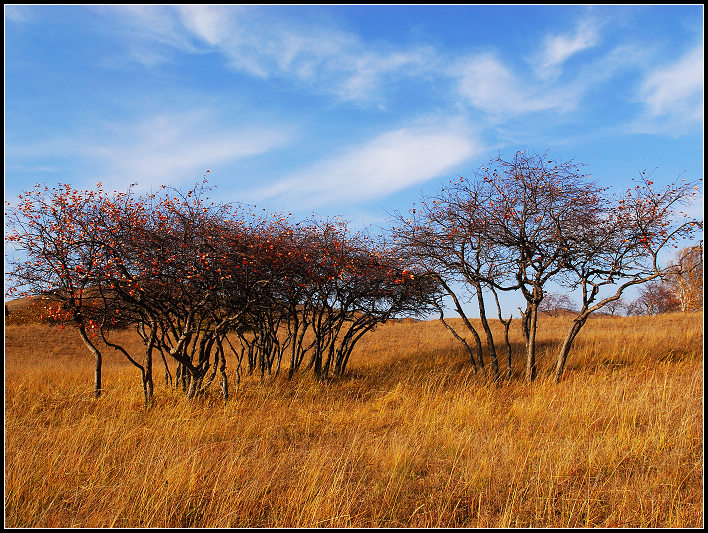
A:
4,312,703,527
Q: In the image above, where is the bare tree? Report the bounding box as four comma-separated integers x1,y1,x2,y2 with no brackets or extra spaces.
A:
5,183,133,398
627,281,681,316
551,174,702,382
393,151,608,382
601,297,626,316
394,152,702,384
538,292,576,317
392,176,502,379
665,244,703,312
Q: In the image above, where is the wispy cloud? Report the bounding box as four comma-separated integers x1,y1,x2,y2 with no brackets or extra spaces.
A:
632,44,704,134
453,53,575,119
249,119,482,209
99,5,206,67
533,17,601,80
450,14,603,119
6,109,293,190
5,5,36,24
97,111,293,188
453,39,654,127
109,5,436,103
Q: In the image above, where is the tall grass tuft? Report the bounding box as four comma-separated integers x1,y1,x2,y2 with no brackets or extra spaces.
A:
4,312,703,527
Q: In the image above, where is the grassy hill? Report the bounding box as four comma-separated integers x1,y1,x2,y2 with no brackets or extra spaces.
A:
4,311,703,527
5,295,66,326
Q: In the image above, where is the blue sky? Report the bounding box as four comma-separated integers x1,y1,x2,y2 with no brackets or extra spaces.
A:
4,5,704,313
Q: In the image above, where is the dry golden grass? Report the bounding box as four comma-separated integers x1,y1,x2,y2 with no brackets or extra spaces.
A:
4,312,704,527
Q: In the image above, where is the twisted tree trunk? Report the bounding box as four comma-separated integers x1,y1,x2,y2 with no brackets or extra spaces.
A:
76,322,102,398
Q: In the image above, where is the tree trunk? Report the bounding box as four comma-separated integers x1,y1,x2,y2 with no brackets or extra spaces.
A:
502,318,513,379
142,327,156,407
524,302,539,383
475,283,499,379
95,349,102,398
160,350,172,386
142,370,154,407
519,306,530,344
76,323,102,398
554,315,588,383
491,287,513,378
437,307,478,373
219,346,228,401
438,278,484,369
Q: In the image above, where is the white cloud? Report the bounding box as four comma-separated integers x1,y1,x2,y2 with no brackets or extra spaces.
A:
634,44,703,133
454,53,574,119
100,6,206,67
249,120,482,209
110,5,436,103
176,5,236,47
6,110,293,190
453,40,656,125
5,5,36,24
451,15,606,119
97,112,293,188
533,18,600,80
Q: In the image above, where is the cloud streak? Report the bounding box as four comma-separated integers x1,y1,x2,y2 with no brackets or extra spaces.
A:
633,44,704,134
453,53,573,119
107,5,700,138
99,112,293,187
533,17,601,80
6,109,293,190
110,5,436,103
249,120,482,209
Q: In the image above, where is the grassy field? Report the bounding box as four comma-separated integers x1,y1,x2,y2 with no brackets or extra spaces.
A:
4,310,704,527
